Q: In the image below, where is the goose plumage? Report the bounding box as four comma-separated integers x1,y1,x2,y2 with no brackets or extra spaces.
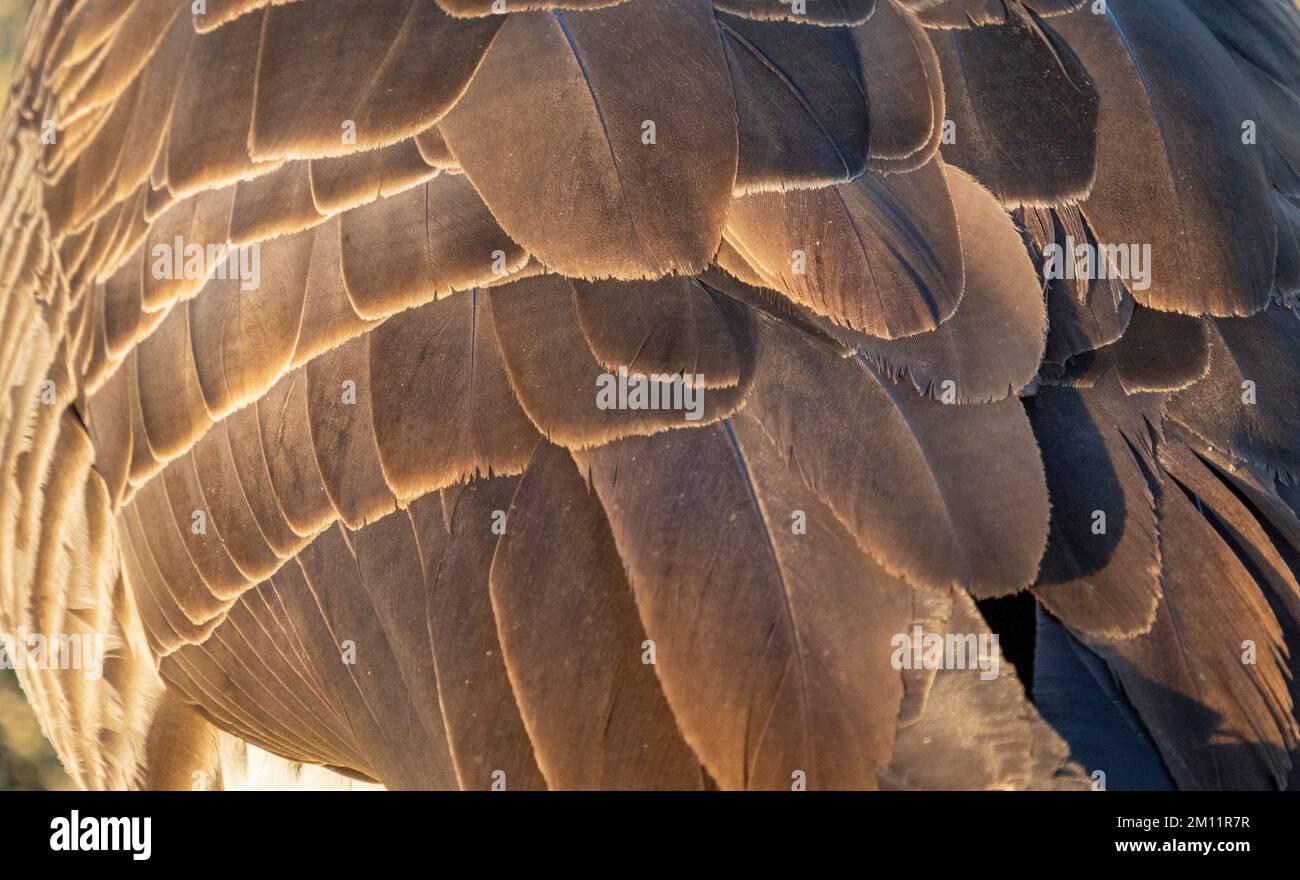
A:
1,0,1299,791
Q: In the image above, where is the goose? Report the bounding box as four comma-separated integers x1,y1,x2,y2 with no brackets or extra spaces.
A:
0,0,1298,791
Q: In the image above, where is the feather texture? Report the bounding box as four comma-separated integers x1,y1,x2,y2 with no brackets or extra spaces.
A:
857,165,1045,403
736,317,1050,597
251,0,503,161
858,0,945,174
725,158,964,338
1055,0,1277,316
576,414,913,790
1167,308,1300,479
439,0,738,278
933,4,1098,206
721,10,871,193
5,0,1300,794
490,442,705,789
1028,374,1164,641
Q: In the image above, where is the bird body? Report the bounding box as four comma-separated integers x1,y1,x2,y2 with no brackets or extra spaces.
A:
0,0,1298,790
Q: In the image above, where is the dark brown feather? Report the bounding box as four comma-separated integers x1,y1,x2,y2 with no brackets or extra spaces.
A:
725,157,964,338
490,442,705,789
576,413,913,790
1056,0,1277,316
720,11,871,192
439,0,738,278
932,4,1098,205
